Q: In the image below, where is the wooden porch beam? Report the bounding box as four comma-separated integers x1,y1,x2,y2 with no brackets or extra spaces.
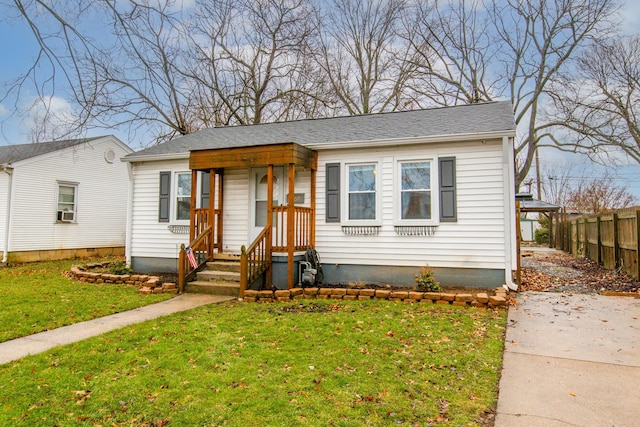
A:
190,143,316,171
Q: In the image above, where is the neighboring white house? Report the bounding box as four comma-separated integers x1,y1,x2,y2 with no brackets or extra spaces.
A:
0,136,133,262
123,102,518,289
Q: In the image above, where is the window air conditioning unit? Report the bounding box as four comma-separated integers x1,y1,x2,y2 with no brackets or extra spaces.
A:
58,210,75,222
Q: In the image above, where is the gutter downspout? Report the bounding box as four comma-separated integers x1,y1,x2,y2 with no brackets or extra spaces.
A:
502,136,518,291
125,161,134,267
2,165,14,263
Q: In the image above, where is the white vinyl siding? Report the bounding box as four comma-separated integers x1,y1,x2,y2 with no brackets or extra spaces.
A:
7,137,131,252
315,139,508,270
130,164,313,259
222,168,250,252
130,160,190,260
0,172,8,254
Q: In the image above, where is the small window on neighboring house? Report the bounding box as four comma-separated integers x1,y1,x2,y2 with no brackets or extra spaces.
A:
399,161,432,220
57,183,78,222
176,172,191,221
347,163,377,220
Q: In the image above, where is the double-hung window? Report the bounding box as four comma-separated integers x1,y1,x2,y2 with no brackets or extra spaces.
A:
347,163,377,221
56,182,78,222
175,172,191,221
399,160,433,221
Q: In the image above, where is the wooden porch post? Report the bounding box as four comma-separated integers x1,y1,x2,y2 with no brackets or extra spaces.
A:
216,169,224,253
266,165,274,288
208,169,216,258
190,170,198,243
287,163,295,289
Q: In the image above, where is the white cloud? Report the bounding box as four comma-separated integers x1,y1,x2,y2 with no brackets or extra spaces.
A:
0,104,8,116
21,95,77,142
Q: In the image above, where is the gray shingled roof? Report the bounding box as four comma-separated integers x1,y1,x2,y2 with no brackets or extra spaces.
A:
126,101,515,159
0,137,102,164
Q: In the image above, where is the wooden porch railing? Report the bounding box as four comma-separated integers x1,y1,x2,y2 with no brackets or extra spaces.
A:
239,226,272,298
272,206,313,252
179,208,221,293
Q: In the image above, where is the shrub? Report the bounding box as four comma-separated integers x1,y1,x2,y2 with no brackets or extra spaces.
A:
109,261,132,275
535,227,549,244
414,265,441,292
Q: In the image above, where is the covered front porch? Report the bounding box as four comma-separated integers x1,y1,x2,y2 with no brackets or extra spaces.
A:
178,143,318,296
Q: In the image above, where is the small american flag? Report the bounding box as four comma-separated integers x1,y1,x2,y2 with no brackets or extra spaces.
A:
185,247,198,268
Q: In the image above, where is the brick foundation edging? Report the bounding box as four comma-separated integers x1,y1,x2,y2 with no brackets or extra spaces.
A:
68,263,177,295
241,287,509,308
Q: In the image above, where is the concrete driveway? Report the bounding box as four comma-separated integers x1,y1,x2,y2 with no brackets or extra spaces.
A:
495,291,640,427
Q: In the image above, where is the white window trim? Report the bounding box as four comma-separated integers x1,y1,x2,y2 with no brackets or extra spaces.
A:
56,181,79,224
173,171,191,224
394,156,439,226
165,170,214,225
342,161,382,225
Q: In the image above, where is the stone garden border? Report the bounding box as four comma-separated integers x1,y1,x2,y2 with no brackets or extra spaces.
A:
241,287,509,308
69,262,177,295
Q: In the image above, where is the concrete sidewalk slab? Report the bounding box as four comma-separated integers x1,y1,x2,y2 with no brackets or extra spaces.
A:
495,292,640,427
0,294,234,365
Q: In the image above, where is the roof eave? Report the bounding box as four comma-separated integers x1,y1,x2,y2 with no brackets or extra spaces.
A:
305,129,516,150
122,152,191,163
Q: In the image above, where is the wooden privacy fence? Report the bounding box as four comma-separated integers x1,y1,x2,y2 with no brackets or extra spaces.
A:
551,207,640,280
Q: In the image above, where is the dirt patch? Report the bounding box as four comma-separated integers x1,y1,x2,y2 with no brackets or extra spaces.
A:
319,282,496,295
268,302,344,314
521,249,639,294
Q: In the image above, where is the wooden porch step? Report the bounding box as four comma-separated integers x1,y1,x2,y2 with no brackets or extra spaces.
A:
185,281,240,297
196,270,241,283
206,260,241,273
213,253,242,261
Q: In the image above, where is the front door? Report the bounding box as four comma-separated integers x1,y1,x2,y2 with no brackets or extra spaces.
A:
250,167,285,241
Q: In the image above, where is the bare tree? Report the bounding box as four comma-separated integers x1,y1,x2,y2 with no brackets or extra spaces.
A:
87,1,202,144
490,0,618,186
537,160,581,207
404,0,497,107
548,35,640,163
565,173,635,214
316,0,416,115
1,0,99,142
187,0,326,126
2,0,207,145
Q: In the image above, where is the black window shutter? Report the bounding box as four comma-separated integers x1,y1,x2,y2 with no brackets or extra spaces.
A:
325,163,341,223
201,171,210,209
159,171,171,223
439,157,457,222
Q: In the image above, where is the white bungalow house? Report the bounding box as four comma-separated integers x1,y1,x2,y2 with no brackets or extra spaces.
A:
0,136,133,262
123,101,518,292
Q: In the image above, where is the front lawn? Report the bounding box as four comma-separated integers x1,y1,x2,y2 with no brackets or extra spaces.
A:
0,259,173,343
0,300,506,426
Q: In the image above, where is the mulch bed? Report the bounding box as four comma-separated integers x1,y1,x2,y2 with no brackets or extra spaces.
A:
520,249,640,294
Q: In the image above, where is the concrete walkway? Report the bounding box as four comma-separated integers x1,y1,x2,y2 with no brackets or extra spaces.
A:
495,291,640,427
0,294,234,365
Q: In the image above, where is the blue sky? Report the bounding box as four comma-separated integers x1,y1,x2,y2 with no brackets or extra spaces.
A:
1,0,639,200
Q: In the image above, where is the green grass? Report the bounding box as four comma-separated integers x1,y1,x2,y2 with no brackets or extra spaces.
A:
0,300,506,426
0,259,174,343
